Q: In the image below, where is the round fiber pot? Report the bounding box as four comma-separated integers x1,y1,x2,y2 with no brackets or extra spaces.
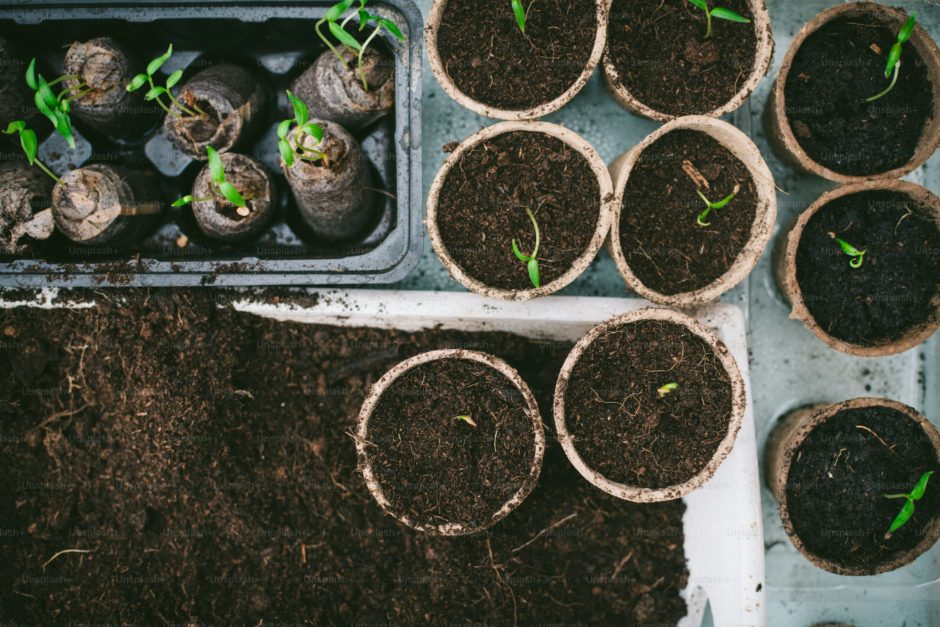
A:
603,0,773,121
52,164,161,246
765,398,940,576
609,115,776,306
426,121,614,301
775,180,940,356
191,153,275,243
0,165,54,254
425,0,609,120
553,307,746,502
356,349,545,536
764,3,940,183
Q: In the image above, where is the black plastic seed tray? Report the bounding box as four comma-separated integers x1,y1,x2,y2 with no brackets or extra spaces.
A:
0,0,422,287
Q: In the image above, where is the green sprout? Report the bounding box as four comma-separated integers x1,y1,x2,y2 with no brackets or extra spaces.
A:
695,183,739,227
127,44,206,120
512,0,527,33
866,14,917,103
455,415,477,428
657,382,679,398
172,146,251,215
831,233,866,269
278,91,327,168
688,0,751,39
2,120,59,183
884,470,933,538
25,58,87,150
511,208,541,289
316,0,405,92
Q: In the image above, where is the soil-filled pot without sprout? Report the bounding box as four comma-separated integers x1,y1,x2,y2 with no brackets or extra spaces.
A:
356,349,545,536
765,3,940,182
164,63,268,160
291,48,394,132
63,37,159,140
427,121,613,300
775,181,940,356
610,116,776,306
0,165,54,255
425,0,609,120
190,153,275,243
280,119,375,242
765,398,940,576
553,308,746,502
603,0,773,121
51,164,161,246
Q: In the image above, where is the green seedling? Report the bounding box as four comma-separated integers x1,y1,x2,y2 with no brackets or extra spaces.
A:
884,470,933,538
511,208,541,289
278,91,327,168
127,44,205,120
25,58,87,150
831,233,866,269
512,0,527,33
317,0,405,92
2,120,59,183
866,14,917,103
172,147,250,214
657,382,679,398
688,0,751,39
696,183,740,227
455,415,477,428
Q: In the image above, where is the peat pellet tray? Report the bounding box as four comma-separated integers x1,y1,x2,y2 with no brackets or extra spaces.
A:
0,0,423,287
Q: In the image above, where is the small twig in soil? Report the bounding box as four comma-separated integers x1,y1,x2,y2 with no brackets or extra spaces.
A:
42,548,94,570
856,424,896,452
511,512,578,553
681,159,710,190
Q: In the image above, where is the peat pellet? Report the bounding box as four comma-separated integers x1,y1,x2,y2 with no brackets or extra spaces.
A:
164,63,268,160
52,164,161,246
191,153,275,243
357,350,545,535
291,48,394,131
280,120,374,241
63,37,159,138
0,165,54,254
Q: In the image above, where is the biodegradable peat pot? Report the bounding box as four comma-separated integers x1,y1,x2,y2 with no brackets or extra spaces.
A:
279,119,375,242
603,0,773,121
191,153,275,243
356,349,545,536
765,3,940,182
63,37,158,139
0,165,54,255
766,398,940,576
775,180,940,356
610,116,776,306
164,63,268,160
51,164,161,246
426,121,614,301
425,0,609,120
553,308,746,502
291,48,394,132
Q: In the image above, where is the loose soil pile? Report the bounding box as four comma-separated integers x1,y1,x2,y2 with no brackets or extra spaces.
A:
0,290,687,624
786,405,940,569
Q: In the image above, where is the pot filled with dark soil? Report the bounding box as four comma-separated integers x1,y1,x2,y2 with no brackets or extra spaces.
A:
356,349,545,536
610,116,776,306
554,307,746,502
0,164,54,254
765,3,940,183
425,0,609,120
765,397,940,575
603,0,774,121
426,121,613,300
775,180,940,356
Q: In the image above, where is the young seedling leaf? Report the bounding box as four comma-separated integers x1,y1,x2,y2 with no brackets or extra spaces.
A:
885,42,902,78
527,258,540,288
688,0,708,10
381,18,405,40
286,90,309,126
868,14,917,101
330,21,362,50
512,0,527,33
657,382,679,398
455,415,477,428
277,118,293,141
25,58,37,90
126,73,149,92
910,470,934,500
147,44,173,77
19,127,38,165
511,208,541,288
3,120,25,134
278,138,295,167
206,146,225,183
833,236,866,269
300,122,324,143
710,7,751,23
144,86,166,101
884,470,934,537
511,238,530,262
171,195,194,207
898,13,917,44
165,69,184,89
888,500,916,535
218,181,247,208
325,0,356,23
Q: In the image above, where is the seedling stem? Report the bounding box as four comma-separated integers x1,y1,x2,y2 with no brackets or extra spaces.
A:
3,120,60,183
511,207,541,288
695,183,740,227
278,91,328,168
866,14,917,103
127,45,206,120
172,147,252,214
831,234,866,269
317,0,405,91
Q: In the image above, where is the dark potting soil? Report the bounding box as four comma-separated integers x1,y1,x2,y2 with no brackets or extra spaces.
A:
564,319,734,489
786,405,940,569
437,131,601,290
795,190,940,346
366,357,537,530
607,0,758,116
784,15,934,176
0,290,688,625
620,129,757,295
436,0,599,110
